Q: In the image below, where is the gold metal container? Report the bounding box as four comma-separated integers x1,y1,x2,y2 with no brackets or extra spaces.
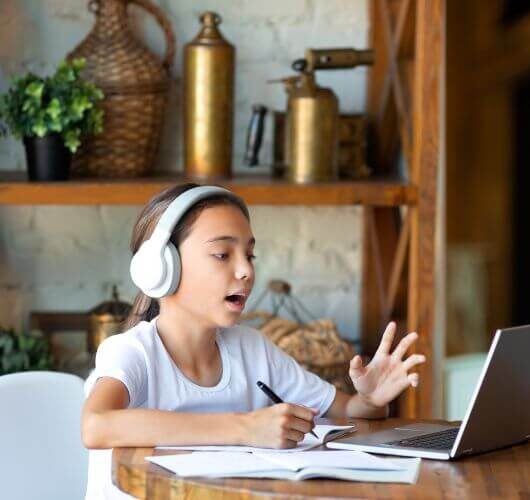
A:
272,112,370,179
286,72,339,183
88,286,131,354
183,12,235,178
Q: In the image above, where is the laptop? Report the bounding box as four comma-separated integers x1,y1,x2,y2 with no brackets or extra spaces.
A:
328,325,530,459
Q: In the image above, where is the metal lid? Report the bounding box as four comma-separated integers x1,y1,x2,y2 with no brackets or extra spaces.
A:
188,11,233,47
90,285,132,318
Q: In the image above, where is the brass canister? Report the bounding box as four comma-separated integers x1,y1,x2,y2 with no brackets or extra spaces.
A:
88,286,131,353
287,72,339,183
183,12,235,178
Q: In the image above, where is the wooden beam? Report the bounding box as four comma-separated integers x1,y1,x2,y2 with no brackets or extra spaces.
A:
379,0,413,152
385,209,411,322
403,0,442,418
0,172,417,206
363,0,408,356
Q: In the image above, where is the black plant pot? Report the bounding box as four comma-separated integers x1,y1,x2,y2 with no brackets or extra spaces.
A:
23,134,71,181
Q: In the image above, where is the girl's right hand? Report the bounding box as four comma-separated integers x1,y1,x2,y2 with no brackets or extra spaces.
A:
242,403,318,449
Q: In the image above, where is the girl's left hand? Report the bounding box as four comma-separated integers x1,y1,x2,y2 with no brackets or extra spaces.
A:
349,321,426,408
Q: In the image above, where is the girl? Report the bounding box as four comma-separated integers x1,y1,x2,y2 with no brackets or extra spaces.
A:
82,183,425,499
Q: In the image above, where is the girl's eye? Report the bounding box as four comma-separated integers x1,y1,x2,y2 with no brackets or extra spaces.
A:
213,253,256,262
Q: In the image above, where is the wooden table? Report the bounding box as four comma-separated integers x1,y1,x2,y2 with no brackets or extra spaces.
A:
113,418,530,499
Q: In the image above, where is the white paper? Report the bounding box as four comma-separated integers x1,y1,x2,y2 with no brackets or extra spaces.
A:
146,452,280,477
156,424,355,453
311,424,356,442
146,451,421,484
253,450,405,471
156,442,318,453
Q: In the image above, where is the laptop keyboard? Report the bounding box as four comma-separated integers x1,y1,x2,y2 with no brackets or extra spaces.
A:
386,427,460,450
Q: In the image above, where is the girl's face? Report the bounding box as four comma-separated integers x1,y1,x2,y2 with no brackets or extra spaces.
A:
173,204,256,329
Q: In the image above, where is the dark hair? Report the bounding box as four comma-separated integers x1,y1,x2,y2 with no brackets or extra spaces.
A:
123,183,250,330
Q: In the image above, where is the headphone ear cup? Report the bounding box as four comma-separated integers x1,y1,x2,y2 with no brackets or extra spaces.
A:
163,241,181,296
130,240,166,295
146,242,180,298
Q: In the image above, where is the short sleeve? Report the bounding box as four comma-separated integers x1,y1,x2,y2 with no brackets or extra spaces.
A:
263,335,336,417
88,335,148,408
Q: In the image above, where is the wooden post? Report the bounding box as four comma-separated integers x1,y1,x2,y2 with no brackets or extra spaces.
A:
402,0,442,418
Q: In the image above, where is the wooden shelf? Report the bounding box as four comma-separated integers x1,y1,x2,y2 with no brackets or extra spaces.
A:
0,171,416,206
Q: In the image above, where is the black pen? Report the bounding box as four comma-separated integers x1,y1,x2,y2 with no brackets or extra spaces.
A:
256,380,319,439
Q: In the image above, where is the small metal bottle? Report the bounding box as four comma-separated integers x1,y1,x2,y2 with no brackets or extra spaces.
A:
286,61,339,183
183,12,235,178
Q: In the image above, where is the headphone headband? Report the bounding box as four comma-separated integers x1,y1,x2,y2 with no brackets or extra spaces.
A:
150,185,234,248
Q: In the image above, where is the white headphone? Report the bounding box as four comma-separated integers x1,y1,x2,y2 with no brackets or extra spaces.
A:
130,185,238,298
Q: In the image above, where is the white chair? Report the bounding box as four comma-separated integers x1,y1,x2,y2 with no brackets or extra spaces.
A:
0,371,88,500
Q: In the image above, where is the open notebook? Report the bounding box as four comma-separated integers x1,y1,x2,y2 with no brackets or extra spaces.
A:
146,450,421,484
156,423,356,453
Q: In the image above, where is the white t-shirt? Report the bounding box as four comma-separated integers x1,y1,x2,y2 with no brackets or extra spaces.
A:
84,316,336,499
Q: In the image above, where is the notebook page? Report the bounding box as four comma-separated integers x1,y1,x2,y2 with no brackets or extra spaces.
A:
156,442,317,453
146,452,280,477
311,424,356,443
253,450,405,471
156,424,354,453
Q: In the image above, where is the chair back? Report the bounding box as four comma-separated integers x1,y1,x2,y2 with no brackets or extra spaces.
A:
0,371,88,500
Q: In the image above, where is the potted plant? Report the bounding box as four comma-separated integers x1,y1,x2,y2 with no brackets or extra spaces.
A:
0,58,104,181
0,327,53,375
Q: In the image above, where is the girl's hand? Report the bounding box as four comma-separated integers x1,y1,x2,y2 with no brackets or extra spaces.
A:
243,403,318,449
349,321,426,408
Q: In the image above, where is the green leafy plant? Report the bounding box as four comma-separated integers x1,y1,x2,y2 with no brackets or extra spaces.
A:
0,58,104,153
0,327,53,375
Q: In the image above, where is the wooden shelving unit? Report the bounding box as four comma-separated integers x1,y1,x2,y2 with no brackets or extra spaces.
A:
0,171,416,206
0,0,442,420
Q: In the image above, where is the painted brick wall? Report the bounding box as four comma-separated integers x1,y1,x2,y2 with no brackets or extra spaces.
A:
0,0,368,347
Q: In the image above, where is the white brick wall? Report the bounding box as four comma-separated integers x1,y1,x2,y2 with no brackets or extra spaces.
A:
0,0,368,342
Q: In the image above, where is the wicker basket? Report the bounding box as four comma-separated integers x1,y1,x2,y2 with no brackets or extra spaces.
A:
68,0,175,177
242,310,356,394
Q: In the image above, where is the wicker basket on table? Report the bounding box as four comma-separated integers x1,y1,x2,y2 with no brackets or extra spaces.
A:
67,0,175,177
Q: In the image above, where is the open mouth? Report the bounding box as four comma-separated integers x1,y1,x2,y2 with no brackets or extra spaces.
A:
224,294,246,307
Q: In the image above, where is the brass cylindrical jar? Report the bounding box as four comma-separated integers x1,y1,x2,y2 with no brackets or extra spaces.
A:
183,12,235,178
287,72,339,183
88,286,131,354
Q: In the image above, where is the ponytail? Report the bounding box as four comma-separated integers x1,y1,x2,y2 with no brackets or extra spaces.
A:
122,292,160,330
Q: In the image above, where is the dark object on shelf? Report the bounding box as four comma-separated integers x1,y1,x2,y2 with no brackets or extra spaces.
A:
23,134,71,181
337,114,371,179
0,327,53,375
30,311,92,376
68,0,175,178
88,285,132,353
304,47,374,71
183,12,235,179
244,104,267,166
